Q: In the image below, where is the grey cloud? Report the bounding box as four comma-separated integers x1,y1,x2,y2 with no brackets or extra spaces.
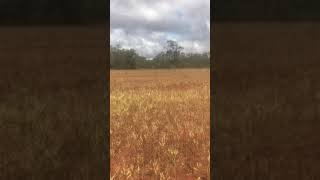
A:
111,0,210,58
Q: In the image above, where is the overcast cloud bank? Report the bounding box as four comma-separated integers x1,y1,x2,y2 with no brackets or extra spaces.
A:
111,0,210,59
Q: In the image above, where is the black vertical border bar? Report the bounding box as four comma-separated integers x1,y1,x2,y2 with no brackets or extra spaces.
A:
210,0,320,179
0,0,110,179
106,1,111,178
210,0,216,179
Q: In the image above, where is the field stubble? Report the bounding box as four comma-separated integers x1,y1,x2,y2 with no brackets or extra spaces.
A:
111,69,210,179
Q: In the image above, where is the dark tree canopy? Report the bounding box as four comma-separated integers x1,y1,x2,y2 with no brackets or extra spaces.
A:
164,40,184,67
111,40,210,69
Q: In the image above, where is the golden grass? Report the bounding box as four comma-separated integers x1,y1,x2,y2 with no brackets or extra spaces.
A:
110,69,210,179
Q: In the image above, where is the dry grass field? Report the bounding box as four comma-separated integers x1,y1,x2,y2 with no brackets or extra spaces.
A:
0,27,107,179
110,69,210,179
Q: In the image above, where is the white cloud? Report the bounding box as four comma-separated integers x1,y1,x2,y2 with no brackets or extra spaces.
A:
110,0,210,58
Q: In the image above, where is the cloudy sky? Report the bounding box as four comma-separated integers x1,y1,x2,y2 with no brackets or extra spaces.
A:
110,0,210,59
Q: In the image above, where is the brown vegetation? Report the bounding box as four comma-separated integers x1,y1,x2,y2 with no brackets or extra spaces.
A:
110,69,210,179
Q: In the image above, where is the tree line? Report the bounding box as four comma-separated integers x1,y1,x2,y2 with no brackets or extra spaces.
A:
110,40,210,69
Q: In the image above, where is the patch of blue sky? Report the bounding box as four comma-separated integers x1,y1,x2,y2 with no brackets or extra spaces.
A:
175,10,183,18
167,32,179,41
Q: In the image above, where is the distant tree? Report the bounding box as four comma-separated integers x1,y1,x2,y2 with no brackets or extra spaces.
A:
111,41,210,69
164,40,183,67
110,45,139,69
153,52,168,68
126,49,137,69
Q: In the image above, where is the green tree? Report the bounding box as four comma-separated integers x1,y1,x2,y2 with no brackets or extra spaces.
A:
164,40,183,67
110,45,139,69
126,49,137,69
111,41,210,69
